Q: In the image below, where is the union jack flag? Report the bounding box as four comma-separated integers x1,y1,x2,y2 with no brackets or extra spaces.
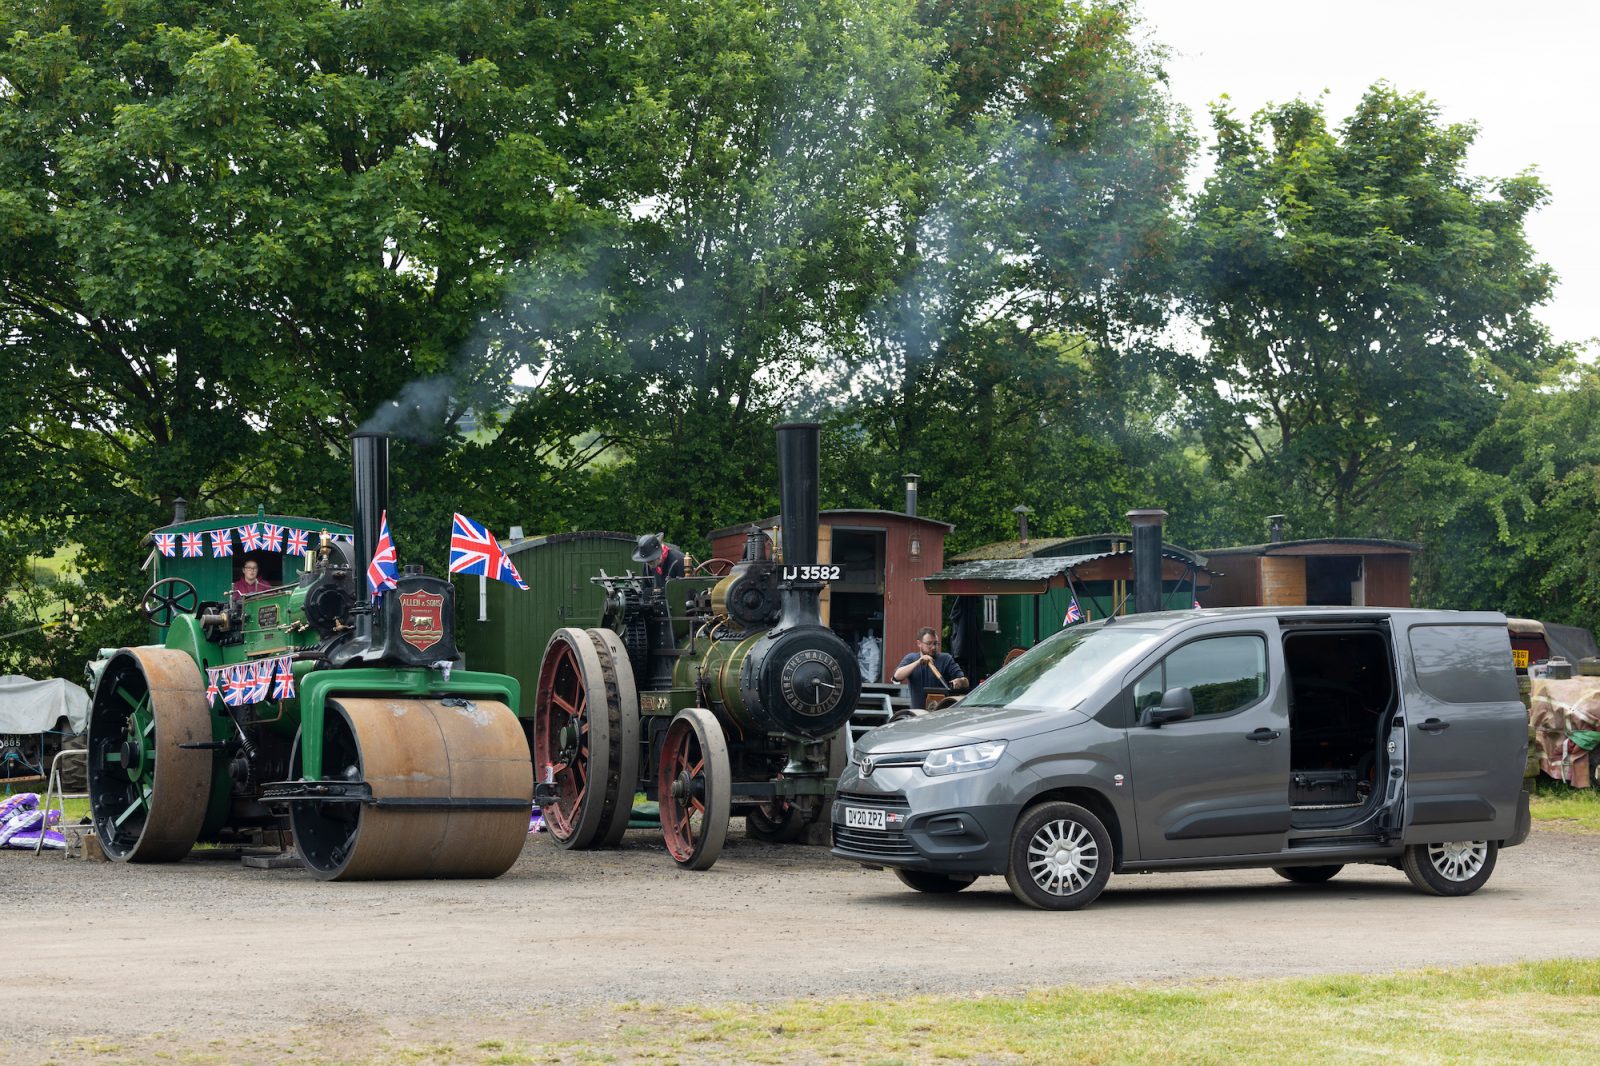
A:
1064,595,1083,626
272,658,296,700
261,524,285,552
246,660,273,704
205,668,220,705
222,665,248,707
180,532,204,558
153,533,177,557
239,524,263,551
448,513,527,590
367,510,399,601
210,530,234,557
285,529,309,556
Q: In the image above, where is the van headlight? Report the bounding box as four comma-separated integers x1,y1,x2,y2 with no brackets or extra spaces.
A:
921,741,1007,777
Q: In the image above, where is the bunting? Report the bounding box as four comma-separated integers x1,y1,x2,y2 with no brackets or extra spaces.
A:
207,655,296,708
154,533,177,557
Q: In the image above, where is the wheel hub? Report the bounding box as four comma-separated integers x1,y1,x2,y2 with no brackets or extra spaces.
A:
119,735,147,781
671,770,694,803
1043,839,1087,880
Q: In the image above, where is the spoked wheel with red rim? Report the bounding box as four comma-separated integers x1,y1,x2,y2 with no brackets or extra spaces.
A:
657,706,730,870
533,628,615,849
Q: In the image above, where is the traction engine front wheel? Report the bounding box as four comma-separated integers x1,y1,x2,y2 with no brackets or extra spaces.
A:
657,707,731,870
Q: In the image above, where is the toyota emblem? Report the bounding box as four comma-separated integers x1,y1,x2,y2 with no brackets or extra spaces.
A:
860,757,875,778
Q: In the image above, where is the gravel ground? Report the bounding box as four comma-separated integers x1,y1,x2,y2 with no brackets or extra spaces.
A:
3,824,1598,1061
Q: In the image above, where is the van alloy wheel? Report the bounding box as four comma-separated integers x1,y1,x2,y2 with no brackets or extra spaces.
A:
1401,839,1498,897
1004,801,1113,910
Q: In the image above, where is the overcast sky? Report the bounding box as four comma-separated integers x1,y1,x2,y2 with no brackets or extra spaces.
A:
1138,1,1599,348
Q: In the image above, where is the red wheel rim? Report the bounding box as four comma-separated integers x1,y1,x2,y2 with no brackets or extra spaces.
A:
658,717,707,863
534,637,591,841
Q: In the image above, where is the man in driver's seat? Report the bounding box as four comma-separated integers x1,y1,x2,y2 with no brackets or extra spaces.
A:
232,559,271,596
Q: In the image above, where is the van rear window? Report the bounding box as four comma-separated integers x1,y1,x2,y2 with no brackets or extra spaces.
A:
1406,625,1519,704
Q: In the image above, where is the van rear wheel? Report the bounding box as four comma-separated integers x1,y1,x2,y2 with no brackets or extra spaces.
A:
1273,865,1343,884
893,868,977,894
1401,840,1497,896
1004,801,1112,911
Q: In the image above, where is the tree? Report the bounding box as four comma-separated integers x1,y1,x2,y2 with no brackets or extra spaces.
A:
831,0,1193,528
1182,84,1557,531
1412,357,1600,628
0,0,641,641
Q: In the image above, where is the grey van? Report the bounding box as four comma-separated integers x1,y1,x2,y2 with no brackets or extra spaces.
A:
831,608,1532,910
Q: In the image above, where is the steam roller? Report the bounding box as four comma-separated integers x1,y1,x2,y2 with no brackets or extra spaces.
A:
86,431,534,881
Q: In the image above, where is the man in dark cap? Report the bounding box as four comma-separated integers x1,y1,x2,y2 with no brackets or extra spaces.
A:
633,532,685,587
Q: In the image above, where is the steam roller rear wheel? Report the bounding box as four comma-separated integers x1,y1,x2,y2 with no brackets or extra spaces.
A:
87,648,213,863
588,628,641,846
290,697,532,881
534,628,622,849
658,707,731,870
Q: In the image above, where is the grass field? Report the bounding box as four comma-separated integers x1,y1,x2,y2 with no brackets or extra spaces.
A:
1530,779,1600,831
46,959,1600,1065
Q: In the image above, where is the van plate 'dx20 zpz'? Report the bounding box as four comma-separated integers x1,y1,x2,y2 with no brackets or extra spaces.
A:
832,608,1532,910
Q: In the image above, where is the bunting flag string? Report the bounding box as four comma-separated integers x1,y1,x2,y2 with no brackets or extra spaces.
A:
207,655,296,708
147,525,348,560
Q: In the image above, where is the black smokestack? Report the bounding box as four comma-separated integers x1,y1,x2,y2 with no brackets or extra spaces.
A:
351,432,391,625
1268,514,1286,543
1127,508,1167,615
904,473,919,517
776,423,821,626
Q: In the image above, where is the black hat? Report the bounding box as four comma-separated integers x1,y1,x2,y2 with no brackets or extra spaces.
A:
632,532,664,563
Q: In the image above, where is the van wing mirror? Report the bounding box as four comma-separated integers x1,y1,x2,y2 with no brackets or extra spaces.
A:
1140,686,1195,727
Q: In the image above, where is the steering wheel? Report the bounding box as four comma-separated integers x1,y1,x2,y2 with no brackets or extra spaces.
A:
692,557,736,577
141,577,199,629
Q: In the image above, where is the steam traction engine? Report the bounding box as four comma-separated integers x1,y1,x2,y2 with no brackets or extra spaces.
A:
85,432,533,880
532,423,862,869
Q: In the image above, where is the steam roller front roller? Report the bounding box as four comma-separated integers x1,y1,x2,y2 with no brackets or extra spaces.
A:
87,648,214,863
289,697,533,881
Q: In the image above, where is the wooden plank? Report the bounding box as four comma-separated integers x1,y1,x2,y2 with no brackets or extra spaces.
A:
1364,553,1412,607
1260,555,1306,606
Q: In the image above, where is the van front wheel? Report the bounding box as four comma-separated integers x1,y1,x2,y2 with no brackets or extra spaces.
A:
1004,801,1112,911
1401,840,1497,897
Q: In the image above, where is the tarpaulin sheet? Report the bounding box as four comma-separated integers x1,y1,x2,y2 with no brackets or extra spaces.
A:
0,675,89,735
1528,678,1600,788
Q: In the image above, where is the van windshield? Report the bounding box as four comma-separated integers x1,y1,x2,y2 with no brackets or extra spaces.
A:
962,624,1164,712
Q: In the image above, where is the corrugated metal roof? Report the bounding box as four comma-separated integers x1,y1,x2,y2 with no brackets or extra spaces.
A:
1203,537,1422,556
951,533,1207,566
925,548,1205,584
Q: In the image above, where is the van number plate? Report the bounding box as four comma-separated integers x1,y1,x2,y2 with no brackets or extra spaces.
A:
845,807,886,831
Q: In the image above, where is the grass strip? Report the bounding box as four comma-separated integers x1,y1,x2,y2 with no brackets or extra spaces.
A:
38,959,1600,1066
1529,780,1600,831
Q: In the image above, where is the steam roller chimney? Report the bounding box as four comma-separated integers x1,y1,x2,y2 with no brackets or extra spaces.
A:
351,431,391,643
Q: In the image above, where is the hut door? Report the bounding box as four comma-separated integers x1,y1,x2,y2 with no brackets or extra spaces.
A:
827,528,886,682
1305,556,1363,606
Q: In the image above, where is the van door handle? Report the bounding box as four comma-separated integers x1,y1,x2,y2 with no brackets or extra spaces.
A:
1245,728,1281,742
1417,719,1450,734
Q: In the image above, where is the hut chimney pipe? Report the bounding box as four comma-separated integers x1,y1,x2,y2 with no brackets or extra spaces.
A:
1268,514,1286,543
904,473,920,517
1126,508,1168,615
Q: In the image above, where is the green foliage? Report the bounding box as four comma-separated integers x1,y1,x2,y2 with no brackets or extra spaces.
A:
0,0,1581,655
1183,84,1558,531
1413,358,1600,628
